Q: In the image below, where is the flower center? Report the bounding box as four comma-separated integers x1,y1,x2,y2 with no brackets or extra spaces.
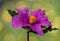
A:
29,16,36,24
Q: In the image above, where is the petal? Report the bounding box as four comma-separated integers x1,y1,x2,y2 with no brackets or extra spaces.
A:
31,9,48,22
31,9,52,27
31,9,45,17
41,20,52,27
30,24,44,36
12,15,22,29
15,8,29,16
15,8,30,26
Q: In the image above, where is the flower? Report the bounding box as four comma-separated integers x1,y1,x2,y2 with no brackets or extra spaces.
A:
12,8,52,36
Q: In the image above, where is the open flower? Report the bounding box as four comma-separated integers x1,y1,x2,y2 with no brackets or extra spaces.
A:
12,8,52,36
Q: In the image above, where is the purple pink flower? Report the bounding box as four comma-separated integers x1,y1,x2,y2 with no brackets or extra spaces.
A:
12,8,52,36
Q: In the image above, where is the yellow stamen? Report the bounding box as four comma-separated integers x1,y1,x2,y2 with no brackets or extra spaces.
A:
30,16,36,24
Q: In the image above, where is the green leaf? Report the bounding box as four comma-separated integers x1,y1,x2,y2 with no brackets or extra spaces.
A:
7,9,18,17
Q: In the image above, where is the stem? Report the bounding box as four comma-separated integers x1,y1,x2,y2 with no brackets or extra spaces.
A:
27,30,30,41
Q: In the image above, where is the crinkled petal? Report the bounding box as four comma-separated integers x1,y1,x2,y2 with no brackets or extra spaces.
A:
12,15,22,29
31,9,48,22
15,8,30,26
31,9,52,27
41,20,52,27
30,24,44,36
31,9,46,17
15,8,29,16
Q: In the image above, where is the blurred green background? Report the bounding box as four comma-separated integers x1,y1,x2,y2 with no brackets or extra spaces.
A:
0,0,60,41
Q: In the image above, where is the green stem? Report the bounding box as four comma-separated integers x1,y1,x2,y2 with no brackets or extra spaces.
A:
27,30,30,41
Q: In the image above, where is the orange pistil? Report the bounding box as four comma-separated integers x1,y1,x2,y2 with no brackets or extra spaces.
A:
29,16,36,24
